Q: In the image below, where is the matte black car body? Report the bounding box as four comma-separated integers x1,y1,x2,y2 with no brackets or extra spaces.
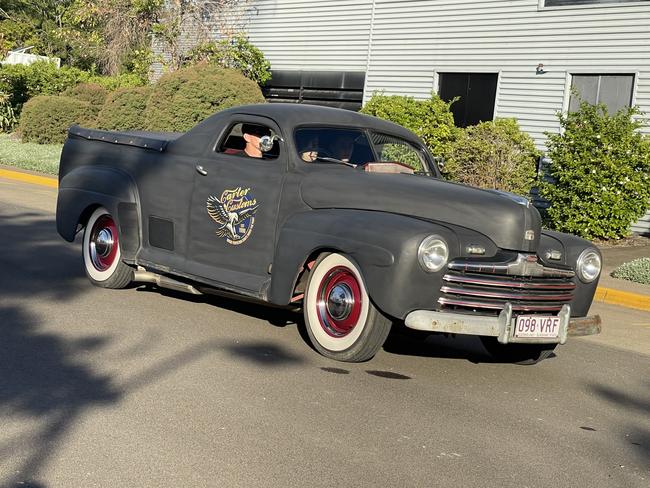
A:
57,103,601,359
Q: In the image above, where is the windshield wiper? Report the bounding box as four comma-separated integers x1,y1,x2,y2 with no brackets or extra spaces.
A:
314,156,358,168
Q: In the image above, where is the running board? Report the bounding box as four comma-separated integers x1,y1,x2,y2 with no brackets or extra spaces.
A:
133,270,203,295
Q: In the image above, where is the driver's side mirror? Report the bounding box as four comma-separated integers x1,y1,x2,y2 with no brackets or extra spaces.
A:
259,134,283,153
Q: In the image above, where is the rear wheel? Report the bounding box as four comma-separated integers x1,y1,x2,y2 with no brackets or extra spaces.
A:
480,337,557,365
303,253,392,362
82,206,133,289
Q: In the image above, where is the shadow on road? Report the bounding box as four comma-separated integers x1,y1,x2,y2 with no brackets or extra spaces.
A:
588,381,650,469
0,211,305,486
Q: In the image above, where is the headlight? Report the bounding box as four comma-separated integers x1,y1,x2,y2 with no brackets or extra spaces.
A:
418,235,449,272
576,248,601,283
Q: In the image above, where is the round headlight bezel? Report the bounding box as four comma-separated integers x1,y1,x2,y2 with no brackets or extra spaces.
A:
576,248,601,283
418,235,449,273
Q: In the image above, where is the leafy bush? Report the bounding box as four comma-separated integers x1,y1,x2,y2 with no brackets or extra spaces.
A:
97,85,152,131
19,95,96,144
184,34,272,85
0,61,89,112
87,73,146,91
143,63,265,132
612,257,650,285
0,92,17,132
443,118,540,196
62,83,109,111
539,102,650,239
0,62,146,117
361,93,459,159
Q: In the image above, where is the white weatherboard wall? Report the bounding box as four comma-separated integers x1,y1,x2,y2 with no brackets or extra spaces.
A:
246,0,373,71
245,0,650,234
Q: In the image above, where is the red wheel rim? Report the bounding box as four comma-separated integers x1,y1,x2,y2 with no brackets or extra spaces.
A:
89,214,118,272
316,266,363,337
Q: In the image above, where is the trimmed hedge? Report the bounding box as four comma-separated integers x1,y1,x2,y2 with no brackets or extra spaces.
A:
0,61,145,116
62,83,109,111
19,95,96,144
143,63,265,132
444,118,540,196
96,85,152,131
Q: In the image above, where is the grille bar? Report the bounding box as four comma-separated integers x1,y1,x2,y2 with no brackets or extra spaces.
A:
438,297,566,312
443,274,576,290
440,285,574,302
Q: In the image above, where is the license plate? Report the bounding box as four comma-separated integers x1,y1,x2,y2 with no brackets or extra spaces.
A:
514,315,561,339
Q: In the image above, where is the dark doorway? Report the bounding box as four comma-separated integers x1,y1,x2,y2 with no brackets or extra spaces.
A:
439,72,498,127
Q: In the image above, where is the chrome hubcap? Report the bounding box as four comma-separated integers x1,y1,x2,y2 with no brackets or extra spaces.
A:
88,214,118,272
94,228,114,258
326,284,354,321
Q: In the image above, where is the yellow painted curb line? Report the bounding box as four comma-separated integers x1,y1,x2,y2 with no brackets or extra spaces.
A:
0,168,58,188
594,287,650,312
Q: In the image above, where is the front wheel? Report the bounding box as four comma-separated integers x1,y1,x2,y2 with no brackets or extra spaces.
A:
303,253,392,362
82,206,133,289
480,337,557,365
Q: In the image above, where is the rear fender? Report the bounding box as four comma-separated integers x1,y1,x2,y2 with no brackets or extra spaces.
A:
56,166,140,260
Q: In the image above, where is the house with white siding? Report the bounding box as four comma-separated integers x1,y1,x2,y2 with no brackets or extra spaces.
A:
153,0,650,234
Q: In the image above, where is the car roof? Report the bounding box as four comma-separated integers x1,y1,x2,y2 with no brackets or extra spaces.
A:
216,103,421,142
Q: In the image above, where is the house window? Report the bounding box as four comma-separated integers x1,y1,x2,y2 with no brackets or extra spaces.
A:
545,0,650,6
569,74,634,113
438,73,498,127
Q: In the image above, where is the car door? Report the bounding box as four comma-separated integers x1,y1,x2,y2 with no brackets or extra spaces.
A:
184,115,286,294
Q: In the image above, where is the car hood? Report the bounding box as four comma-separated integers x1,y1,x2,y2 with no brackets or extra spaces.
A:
300,170,542,252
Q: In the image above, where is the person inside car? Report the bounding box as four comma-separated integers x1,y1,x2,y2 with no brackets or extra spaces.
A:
224,124,271,158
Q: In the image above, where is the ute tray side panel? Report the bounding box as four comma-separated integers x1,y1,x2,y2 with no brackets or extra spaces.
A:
68,125,182,152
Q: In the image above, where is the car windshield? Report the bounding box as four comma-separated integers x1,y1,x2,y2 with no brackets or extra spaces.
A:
294,128,375,166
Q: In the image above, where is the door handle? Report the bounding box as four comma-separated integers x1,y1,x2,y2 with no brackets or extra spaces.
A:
195,164,208,176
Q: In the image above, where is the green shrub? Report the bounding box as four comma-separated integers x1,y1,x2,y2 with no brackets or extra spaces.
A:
62,83,109,112
0,61,89,112
612,257,650,285
87,73,146,91
97,86,152,131
361,93,459,159
539,102,650,239
143,63,265,132
19,95,96,144
0,92,17,132
185,35,272,85
443,118,540,196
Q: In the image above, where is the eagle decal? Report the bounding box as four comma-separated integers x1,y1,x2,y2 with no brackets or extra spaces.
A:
206,187,259,245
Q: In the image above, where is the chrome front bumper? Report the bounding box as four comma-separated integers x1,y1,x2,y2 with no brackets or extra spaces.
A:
404,304,602,345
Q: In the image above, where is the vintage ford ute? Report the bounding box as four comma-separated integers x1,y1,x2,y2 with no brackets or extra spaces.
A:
56,103,602,363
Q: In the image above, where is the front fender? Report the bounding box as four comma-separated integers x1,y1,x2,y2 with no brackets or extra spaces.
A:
56,166,140,260
269,209,460,319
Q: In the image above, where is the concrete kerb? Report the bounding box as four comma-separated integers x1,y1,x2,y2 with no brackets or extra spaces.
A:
1,166,648,312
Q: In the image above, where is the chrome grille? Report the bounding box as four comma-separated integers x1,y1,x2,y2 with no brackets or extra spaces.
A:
439,254,575,314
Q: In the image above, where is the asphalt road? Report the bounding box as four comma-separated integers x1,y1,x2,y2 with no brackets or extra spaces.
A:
0,179,648,488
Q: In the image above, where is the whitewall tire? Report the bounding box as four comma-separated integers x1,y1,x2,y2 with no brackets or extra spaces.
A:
303,253,392,362
82,206,133,288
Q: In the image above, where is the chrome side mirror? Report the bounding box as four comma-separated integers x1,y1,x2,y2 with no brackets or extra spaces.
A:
259,134,282,153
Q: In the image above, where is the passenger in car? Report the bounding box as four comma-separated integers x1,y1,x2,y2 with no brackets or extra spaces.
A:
224,124,271,158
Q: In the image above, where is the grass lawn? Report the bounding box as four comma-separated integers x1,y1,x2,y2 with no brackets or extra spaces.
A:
0,134,62,175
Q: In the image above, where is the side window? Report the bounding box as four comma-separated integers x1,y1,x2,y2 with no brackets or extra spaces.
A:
217,122,279,159
371,132,426,172
569,74,634,114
